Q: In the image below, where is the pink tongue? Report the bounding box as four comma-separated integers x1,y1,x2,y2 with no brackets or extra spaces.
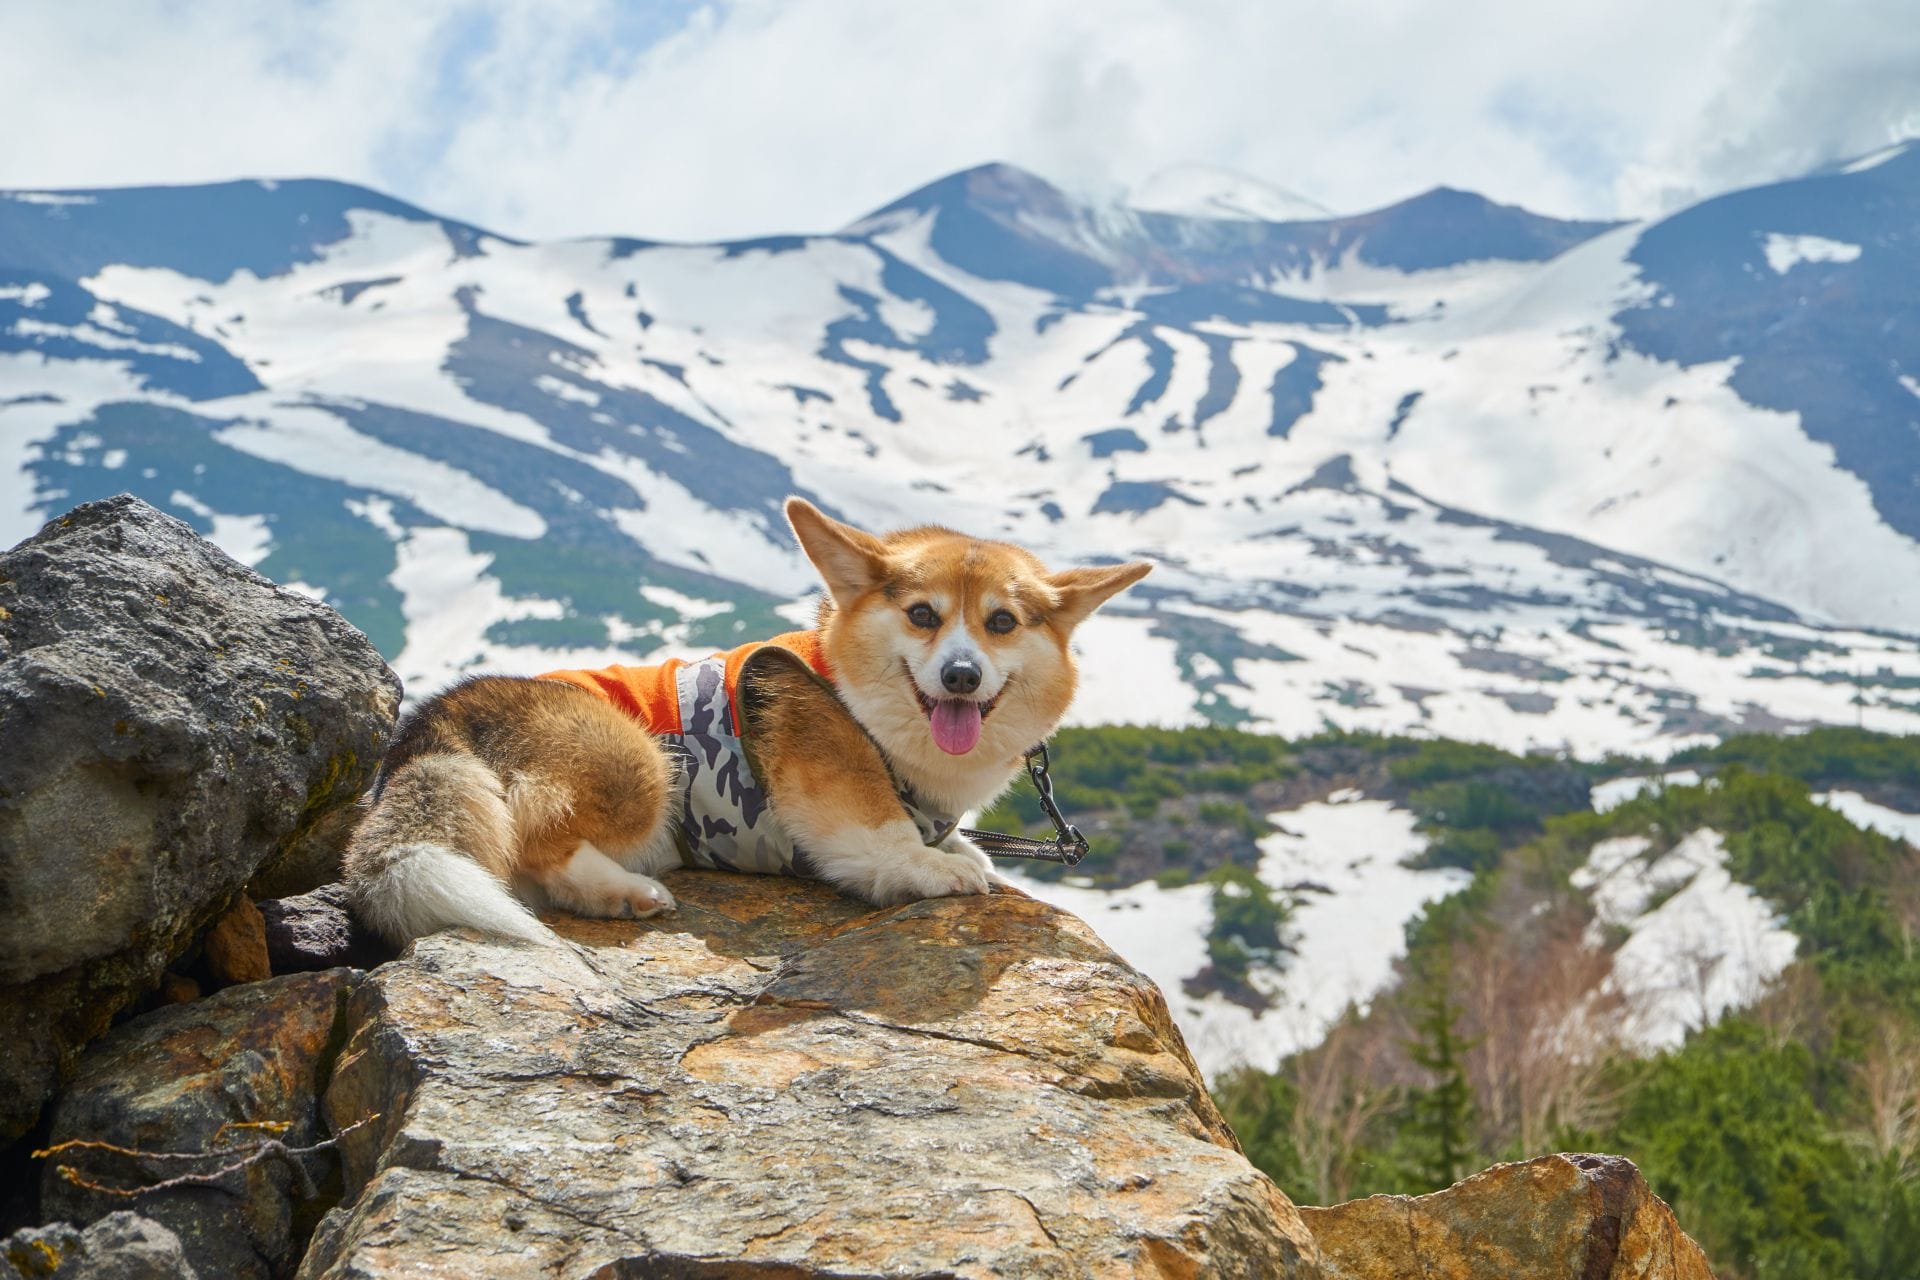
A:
929,699,984,755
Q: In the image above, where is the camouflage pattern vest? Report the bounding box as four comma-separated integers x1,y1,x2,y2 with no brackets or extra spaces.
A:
539,633,958,876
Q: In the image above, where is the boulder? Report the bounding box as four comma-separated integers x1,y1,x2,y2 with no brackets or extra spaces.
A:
0,1212,199,1280
40,969,358,1280
1302,1153,1716,1279
258,883,396,975
0,495,399,1139
301,874,1321,1278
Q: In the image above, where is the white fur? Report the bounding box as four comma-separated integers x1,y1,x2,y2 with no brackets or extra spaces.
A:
806,818,995,905
353,842,556,945
543,840,676,919
916,618,1005,704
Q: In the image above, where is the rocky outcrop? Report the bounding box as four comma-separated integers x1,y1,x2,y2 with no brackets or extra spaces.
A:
1,1212,199,1280
41,969,358,1280
1302,1153,1716,1279
301,873,1321,1278
0,495,399,1139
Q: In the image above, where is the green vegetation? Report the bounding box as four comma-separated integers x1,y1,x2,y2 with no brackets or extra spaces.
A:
1402,947,1477,1191
1205,735,1920,1280
1203,863,1290,990
485,614,611,648
471,533,794,657
1676,725,1920,790
34,405,416,653
972,724,1298,876
1285,732,1598,874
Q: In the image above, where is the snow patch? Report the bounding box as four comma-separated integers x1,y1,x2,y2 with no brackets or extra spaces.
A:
1841,142,1910,174
1814,790,1920,844
1592,770,1702,812
1128,164,1333,223
387,527,558,693
535,374,601,406
1244,798,1471,1068
1574,828,1797,1050
1064,614,1204,728
1762,233,1861,274
1015,797,1470,1078
208,513,272,567
215,407,547,540
639,584,733,619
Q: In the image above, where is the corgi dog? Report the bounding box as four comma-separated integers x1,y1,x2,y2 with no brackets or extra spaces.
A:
344,498,1150,944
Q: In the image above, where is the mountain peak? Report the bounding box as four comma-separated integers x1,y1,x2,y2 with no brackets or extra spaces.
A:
1127,164,1333,223
849,161,1074,229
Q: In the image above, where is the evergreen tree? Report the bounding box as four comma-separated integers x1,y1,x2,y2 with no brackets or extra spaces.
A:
1404,950,1476,1191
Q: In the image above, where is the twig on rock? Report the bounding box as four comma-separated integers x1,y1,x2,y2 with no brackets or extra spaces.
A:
31,1113,380,1200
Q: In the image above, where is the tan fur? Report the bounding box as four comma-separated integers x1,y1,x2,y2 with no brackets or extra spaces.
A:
343,677,679,942
346,497,1149,942
741,658,911,833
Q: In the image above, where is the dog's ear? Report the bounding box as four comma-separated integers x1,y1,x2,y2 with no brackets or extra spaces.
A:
1047,561,1152,631
786,497,888,609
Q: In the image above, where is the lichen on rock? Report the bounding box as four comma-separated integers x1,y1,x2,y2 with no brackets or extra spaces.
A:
0,1211,200,1280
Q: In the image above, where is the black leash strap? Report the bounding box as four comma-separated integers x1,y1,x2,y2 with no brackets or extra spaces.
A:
961,742,1089,866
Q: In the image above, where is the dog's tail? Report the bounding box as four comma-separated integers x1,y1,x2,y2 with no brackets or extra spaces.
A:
344,751,554,945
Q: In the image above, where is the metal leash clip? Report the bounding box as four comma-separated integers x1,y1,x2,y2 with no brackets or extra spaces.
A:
961,742,1090,866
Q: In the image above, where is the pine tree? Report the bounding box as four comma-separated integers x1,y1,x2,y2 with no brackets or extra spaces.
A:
1404,951,1476,1191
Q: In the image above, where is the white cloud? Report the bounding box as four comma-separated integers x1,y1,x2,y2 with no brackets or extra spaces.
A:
0,0,1915,242
1615,0,1920,213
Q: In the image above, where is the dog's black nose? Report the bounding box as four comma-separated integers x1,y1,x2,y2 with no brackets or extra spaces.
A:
941,658,982,695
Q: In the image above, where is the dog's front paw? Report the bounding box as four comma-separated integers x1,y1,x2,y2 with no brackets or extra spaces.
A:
872,843,992,905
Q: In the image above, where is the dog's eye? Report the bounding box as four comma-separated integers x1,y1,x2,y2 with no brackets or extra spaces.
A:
986,609,1017,634
907,603,940,629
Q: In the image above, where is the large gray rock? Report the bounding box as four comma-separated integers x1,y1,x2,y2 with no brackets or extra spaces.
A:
41,969,358,1280
0,1212,199,1280
301,874,1322,1278
0,495,399,1139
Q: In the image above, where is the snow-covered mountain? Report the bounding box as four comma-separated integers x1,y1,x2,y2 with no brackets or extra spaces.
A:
1126,164,1334,224
5,148,1920,756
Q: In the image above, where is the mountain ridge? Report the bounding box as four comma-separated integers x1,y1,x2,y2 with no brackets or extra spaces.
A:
4,148,1919,755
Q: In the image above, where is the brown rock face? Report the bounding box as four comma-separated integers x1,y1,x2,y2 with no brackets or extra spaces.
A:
204,896,272,985
301,874,1321,1279
42,969,360,1280
1302,1153,1716,1279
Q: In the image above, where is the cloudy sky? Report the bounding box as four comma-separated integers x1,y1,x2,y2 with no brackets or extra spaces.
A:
3,0,1916,242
